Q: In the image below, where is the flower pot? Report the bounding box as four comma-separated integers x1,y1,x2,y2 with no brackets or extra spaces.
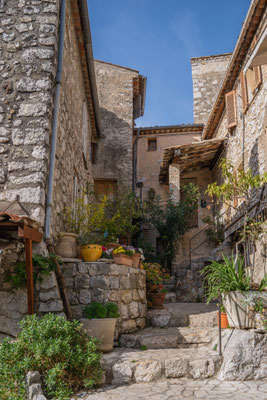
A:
217,312,229,329
80,244,102,262
147,292,166,309
80,318,116,352
54,232,78,258
132,253,141,268
112,253,133,267
223,291,255,329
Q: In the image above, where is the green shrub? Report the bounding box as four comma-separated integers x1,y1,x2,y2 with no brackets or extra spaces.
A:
0,314,102,400
5,253,59,289
83,302,119,319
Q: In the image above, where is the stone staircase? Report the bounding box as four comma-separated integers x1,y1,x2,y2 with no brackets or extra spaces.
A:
102,303,221,385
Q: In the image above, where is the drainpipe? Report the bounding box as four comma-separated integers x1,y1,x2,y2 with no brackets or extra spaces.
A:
44,0,66,240
132,128,140,192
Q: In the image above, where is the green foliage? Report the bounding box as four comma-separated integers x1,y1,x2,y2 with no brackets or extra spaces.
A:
63,186,142,245
202,215,224,245
0,314,102,400
200,254,251,303
135,239,159,263
144,183,199,268
83,302,119,319
140,345,147,351
5,253,59,290
206,159,267,245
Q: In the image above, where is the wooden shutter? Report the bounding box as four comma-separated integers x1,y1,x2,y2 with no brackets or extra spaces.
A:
225,90,237,128
240,70,248,113
253,66,262,91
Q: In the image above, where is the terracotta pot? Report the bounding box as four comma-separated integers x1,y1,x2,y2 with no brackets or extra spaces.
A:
54,232,78,258
80,244,102,262
107,243,120,250
217,312,229,329
112,253,133,267
147,292,166,309
80,318,116,352
132,253,141,268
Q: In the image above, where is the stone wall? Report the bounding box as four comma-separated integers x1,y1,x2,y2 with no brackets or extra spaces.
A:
0,0,94,237
61,261,147,337
51,0,93,236
191,53,231,124
211,16,267,283
0,241,64,337
93,61,139,186
0,0,60,224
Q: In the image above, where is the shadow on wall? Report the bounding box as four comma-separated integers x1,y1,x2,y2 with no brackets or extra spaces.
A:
248,138,260,176
95,107,132,181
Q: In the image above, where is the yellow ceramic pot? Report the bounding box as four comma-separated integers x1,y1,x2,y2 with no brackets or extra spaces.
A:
80,244,102,262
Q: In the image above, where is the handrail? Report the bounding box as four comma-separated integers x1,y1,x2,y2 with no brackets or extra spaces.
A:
189,208,228,268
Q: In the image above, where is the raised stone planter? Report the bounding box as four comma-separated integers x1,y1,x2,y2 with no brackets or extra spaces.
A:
61,261,147,337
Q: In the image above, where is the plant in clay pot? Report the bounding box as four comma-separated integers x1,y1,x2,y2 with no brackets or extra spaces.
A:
143,263,170,308
112,246,135,267
80,302,119,352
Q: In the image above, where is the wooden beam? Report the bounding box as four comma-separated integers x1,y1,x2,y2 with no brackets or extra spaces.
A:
18,225,43,243
25,238,34,315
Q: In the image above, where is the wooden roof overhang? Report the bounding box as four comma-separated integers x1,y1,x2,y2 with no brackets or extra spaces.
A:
159,138,226,183
0,213,43,315
203,0,266,140
134,124,204,136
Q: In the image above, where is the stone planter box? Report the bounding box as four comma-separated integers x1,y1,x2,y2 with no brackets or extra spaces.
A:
112,254,133,267
223,291,267,329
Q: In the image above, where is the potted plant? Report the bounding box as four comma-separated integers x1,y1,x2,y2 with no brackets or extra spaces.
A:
143,262,170,309
54,207,80,258
201,215,224,246
201,253,267,329
112,246,134,267
217,303,229,329
80,302,119,352
78,232,103,262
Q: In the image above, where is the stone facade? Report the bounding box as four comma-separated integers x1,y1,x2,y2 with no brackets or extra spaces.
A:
0,241,64,337
61,261,147,337
0,0,98,237
191,53,232,124
93,60,145,187
210,11,267,283
0,0,60,224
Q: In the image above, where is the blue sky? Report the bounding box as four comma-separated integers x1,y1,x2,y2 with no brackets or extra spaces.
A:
88,0,251,127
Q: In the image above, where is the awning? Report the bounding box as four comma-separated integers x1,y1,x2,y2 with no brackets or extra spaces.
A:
159,138,226,182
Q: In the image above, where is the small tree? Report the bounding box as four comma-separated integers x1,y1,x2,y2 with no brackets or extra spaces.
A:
206,159,267,272
144,183,199,271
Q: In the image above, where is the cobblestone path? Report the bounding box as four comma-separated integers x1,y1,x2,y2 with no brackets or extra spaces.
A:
73,379,267,400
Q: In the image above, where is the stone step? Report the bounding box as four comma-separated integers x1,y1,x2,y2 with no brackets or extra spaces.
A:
147,302,218,328
164,292,177,303
102,346,221,385
120,326,218,349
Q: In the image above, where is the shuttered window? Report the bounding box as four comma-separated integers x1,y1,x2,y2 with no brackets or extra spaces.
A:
253,66,262,91
225,90,237,129
240,70,248,113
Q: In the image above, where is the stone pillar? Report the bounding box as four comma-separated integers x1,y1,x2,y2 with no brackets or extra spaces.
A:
169,163,180,203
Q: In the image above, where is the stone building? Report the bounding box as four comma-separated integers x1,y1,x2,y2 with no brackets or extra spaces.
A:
160,0,267,297
0,0,102,336
133,124,203,248
0,0,101,237
93,60,146,193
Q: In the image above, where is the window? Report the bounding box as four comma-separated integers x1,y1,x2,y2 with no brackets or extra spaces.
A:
147,138,157,151
91,142,98,164
240,36,262,113
82,101,89,162
225,90,237,129
240,66,262,113
94,179,117,197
